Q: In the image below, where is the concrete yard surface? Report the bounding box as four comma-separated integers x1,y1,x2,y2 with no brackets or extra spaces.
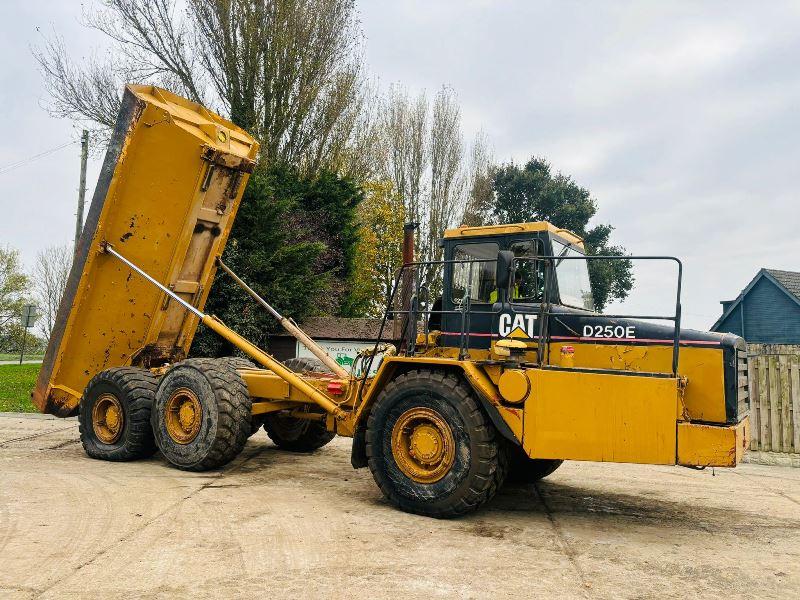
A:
1,413,798,599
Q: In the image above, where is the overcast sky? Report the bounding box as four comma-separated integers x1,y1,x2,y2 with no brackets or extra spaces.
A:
1,1,798,329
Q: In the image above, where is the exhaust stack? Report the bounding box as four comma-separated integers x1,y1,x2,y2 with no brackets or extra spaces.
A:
395,222,419,347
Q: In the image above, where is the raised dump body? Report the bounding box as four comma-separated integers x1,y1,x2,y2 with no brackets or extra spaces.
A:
33,85,258,416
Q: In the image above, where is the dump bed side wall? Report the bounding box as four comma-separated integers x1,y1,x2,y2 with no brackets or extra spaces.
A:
33,88,142,416
33,85,257,416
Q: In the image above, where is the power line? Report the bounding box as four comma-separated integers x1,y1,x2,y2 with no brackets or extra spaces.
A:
0,139,78,176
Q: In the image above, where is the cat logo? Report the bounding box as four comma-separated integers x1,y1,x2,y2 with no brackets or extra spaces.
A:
498,313,538,339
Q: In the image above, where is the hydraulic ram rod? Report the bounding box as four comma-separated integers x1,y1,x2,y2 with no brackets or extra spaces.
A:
101,242,346,419
215,257,349,378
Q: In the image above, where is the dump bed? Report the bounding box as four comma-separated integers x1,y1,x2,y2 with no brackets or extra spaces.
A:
33,85,258,416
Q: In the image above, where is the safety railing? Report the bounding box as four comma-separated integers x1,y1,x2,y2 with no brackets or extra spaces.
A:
358,253,684,401
512,255,683,376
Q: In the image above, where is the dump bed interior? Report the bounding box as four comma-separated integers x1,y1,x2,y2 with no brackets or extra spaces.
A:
33,85,258,416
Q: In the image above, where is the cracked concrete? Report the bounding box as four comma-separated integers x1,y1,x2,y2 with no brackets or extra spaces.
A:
1,412,798,599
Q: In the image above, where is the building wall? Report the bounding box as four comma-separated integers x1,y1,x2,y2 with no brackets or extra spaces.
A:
716,278,800,344
717,303,744,337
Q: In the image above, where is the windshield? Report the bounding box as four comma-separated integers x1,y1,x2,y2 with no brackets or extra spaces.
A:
552,240,595,311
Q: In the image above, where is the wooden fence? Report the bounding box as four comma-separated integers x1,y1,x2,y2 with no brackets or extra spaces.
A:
747,344,800,453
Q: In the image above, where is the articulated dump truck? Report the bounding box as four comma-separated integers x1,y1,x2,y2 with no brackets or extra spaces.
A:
35,85,750,518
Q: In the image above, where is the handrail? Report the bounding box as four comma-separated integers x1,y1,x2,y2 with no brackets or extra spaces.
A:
357,253,683,405
517,254,683,375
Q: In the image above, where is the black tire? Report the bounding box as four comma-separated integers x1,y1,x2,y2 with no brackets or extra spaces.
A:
216,357,264,436
263,410,335,452
261,357,335,452
282,356,329,374
365,370,508,518
507,444,563,483
217,356,259,371
78,367,158,461
152,358,251,471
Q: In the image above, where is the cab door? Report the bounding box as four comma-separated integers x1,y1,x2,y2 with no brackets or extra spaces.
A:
440,236,548,352
495,239,548,353
442,241,499,350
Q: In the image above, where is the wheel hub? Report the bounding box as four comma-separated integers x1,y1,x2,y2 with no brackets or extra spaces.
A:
165,388,202,444
92,393,124,444
391,407,455,484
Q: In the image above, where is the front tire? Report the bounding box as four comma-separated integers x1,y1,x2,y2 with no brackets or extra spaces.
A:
507,444,563,483
78,367,158,461
152,358,251,471
365,370,507,518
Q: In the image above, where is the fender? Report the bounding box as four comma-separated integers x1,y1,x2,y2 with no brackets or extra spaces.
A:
349,356,519,469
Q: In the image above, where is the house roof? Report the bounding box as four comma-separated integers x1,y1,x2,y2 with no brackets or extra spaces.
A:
767,269,800,300
711,268,800,331
273,317,384,341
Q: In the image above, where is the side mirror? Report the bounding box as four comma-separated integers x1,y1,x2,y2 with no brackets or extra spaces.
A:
495,251,514,299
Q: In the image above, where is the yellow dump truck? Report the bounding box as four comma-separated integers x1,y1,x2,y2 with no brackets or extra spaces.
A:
35,85,750,518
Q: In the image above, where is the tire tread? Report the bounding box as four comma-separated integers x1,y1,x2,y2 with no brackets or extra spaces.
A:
365,369,507,518
78,367,158,461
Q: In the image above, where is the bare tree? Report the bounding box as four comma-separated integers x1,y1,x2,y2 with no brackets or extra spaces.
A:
462,131,495,227
425,87,465,265
35,0,367,174
380,85,428,226
33,245,73,341
377,85,491,267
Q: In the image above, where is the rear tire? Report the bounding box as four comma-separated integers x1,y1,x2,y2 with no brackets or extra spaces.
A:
152,358,251,471
217,357,264,436
78,367,158,461
282,356,329,374
507,444,563,483
261,357,335,452
365,370,507,518
263,410,335,452
217,356,259,371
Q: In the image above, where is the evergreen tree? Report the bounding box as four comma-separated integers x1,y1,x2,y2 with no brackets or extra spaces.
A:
492,158,633,310
191,164,362,357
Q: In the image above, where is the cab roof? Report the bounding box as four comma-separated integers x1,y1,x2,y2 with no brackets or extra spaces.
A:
443,221,585,247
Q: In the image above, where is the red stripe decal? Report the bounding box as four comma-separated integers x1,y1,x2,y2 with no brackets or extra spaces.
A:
438,333,720,346
441,331,720,346
550,335,720,345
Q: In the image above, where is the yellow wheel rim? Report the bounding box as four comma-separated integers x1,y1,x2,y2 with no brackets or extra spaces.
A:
391,407,455,484
92,393,124,444
165,388,203,444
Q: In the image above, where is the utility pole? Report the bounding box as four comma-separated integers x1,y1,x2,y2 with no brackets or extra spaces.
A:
74,130,89,251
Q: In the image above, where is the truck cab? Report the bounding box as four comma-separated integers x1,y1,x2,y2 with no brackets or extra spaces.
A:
438,222,590,351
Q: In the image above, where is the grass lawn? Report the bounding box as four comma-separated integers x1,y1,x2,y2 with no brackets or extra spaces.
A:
0,363,41,412
0,353,44,362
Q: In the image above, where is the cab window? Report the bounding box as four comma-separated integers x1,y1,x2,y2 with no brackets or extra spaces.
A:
551,239,595,311
509,240,545,303
451,243,499,305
